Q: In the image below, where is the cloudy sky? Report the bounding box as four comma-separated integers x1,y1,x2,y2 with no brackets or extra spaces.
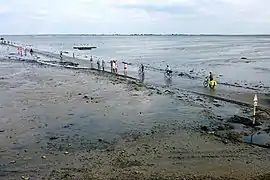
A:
0,0,269,34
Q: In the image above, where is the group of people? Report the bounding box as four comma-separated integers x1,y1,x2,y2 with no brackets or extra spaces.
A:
110,60,118,73
89,56,105,71
164,65,216,89
97,58,105,71
89,57,131,76
17,47,34,56
62,52,215,89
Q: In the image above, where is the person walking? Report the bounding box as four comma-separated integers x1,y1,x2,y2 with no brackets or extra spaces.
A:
30,49,33,56
102,60,105,71
97,59,101,70
24,48,27,56
115,60,118,73
124,63,127,76
90,56,93,69
110,60,113,72
60,51,63,61
112,60,116,73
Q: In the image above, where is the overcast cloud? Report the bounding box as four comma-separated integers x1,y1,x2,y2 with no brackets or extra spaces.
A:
0,0,270,34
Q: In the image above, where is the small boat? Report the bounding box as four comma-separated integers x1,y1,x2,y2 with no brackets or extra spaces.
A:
73,46,97,50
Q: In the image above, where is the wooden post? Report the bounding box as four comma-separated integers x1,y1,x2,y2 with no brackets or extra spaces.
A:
253,94,258,124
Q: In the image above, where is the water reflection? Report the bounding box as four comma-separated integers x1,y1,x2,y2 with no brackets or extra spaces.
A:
139,71,145,83
209,88,216,95
164,76,172,85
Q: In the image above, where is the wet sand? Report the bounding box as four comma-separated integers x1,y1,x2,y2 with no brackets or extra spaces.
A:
1,59,270,180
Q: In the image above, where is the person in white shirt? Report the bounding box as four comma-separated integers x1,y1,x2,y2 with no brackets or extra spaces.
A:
124,63,127,76
165,65,172,74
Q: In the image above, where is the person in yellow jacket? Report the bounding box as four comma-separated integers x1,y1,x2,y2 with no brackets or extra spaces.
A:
209,72,217,89
209,79,217,89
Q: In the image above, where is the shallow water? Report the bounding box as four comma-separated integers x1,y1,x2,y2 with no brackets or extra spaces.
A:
243,131,270,147
0,60,246,148
1,38,270,179
2,35,270,94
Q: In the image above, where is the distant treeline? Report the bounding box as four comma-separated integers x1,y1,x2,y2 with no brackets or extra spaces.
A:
2,34,270,37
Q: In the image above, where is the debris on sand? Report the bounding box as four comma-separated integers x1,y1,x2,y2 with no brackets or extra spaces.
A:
228,115,261,126
200,126,210,132
49,136,59,141
83,95,89,100
59,61,79,67
62,123,74,129
10,160,16,164
21,176,30,180
225,131,244,142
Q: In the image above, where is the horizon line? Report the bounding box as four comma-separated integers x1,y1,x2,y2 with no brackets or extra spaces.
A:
1,33,270,36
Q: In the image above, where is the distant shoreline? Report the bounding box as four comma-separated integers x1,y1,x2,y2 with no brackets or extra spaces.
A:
1,34,270,37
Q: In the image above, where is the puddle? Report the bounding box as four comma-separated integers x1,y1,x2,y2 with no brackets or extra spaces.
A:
243,131,270,148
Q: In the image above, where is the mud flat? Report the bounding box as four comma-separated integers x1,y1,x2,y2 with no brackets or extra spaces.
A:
1,59,270,179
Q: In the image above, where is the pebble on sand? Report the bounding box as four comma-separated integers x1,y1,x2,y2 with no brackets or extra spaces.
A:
21,176,30,180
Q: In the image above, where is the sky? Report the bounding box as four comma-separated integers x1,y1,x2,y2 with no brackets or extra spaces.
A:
0,0,270,34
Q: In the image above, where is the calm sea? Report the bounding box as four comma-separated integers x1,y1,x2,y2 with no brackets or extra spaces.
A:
2,35,270,93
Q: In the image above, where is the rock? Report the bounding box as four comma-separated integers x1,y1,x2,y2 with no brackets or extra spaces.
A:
213,103,222,107
217,124,234,131
222,139,228,144
178,72,184,76
78,93,82,95
164,90,174,95
49,136,59,140
241,57,247,59
156,90,162,95
21,176,30,180
41,156,46,159
10,160,16,164
196,98,203,102
228,115,260,126
200,126,209,132
64,151,69,155
83,95,89,99
0,129,5,133
62,124,74,129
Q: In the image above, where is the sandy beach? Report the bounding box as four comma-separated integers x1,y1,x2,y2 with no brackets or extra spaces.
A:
0,58,269,180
